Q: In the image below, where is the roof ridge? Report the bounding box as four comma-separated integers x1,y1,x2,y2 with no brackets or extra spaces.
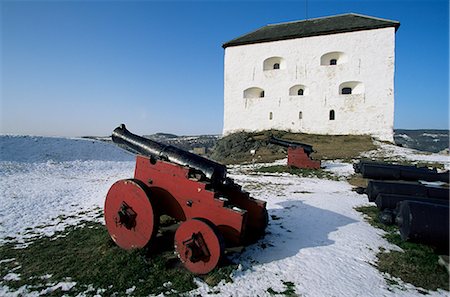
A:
266,13,398,27
267,13,354,27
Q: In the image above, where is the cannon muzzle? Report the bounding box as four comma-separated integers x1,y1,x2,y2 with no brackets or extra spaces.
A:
112,124,227,183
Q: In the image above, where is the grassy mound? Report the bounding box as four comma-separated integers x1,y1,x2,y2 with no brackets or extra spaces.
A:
210,130,376,164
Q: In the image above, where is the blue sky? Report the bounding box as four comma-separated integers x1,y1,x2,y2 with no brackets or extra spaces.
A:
1,0,448,136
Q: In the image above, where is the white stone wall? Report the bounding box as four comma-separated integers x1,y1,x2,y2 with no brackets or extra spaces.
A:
223,27,396,142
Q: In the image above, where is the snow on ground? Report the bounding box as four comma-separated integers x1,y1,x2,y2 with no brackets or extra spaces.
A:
0,135,135,244
0,135,449,296
363,141,450,170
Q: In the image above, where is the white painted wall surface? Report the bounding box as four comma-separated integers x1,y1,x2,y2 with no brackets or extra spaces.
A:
223,27,396,142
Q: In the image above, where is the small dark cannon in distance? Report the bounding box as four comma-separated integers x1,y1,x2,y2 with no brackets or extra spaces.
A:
269,136,320,169
354,160,449,183
104,124,268,274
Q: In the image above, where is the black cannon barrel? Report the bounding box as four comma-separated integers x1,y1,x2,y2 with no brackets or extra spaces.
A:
375,193,449,211
366,180,449,202
111,124,227,183
357,162,448,183
396,201,449,253
269,136,314,156
353,160,437,174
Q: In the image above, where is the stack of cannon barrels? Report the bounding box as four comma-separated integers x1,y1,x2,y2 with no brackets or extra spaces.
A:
354,160,449,253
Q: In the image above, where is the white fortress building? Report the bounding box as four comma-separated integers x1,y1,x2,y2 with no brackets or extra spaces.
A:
222,13,400,142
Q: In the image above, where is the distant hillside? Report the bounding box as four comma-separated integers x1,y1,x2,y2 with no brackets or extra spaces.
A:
85,129,449,156
394,129,449,153
143,133,219,153
84,133,219,154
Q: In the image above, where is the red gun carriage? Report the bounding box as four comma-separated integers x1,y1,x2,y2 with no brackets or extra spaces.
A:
104,125,268,274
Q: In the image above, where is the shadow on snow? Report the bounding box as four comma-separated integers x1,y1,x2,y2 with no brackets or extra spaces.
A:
237,199,357,264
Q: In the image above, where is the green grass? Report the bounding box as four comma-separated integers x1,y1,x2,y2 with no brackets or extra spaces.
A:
354,206,397,233
355,205,449,292
0,221,235,296
346,174,368,188
255,165,340,180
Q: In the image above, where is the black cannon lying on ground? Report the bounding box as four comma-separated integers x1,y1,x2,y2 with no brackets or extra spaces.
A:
396,201,449,253
375,193,449,211
354,160,449,183
365,180,449,202
376,192,449,226
354,160,449,253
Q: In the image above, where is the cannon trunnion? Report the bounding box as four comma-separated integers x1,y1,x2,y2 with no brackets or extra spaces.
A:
104,125,268,274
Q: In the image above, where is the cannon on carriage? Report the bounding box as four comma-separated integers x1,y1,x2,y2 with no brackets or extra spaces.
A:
104,124,268,274
269,136,321,169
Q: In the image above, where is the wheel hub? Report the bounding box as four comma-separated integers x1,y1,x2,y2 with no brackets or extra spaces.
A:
183,232,211,263
117,202,137,230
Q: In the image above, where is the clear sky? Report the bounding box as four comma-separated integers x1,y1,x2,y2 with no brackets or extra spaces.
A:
1,0,448,136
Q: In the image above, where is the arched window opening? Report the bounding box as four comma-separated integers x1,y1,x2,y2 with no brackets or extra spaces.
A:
341,87,352,95
289,84,307,96
320,51,348,66
339,81,364,95
263,57,285,70
329,110,335,120
299,111,303,120
244,87,265,98
269,112,273,120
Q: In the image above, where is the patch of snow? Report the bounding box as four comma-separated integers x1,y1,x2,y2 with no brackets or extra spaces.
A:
419,181,448,187
362,141,450,169
0,258,15,264
422,133,447,138
3,273,20,281
0,285,40,297
125,286,136,294
322,160,355,177
228,158,288,172
39,281,76,295
396,133,411,140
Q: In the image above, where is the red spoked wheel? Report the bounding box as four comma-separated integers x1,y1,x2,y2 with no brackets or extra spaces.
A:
174,218,224,274
104,179,158,250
